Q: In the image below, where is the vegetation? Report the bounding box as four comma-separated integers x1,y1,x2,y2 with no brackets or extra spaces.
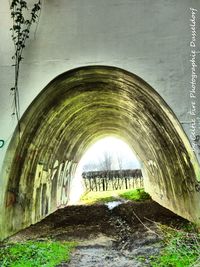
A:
0,240,77,267
149,224,200,267
10,0,41,132
119,188,151,201
81,190,117,204
81,188,150,204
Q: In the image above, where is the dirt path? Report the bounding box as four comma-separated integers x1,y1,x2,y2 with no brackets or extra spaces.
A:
60,242,143,267
7,200,187,267
58,223,162,267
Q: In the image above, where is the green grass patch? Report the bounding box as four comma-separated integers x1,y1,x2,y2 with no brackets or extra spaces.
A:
119,188,151,201
81,190,118,204
81,188,150,204
0,240,77,267
149,224,200,267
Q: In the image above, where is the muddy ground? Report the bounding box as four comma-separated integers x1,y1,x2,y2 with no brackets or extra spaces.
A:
6,200,187,267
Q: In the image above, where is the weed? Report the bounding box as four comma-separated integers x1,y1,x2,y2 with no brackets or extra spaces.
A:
0,240,77,267
149,224,200,267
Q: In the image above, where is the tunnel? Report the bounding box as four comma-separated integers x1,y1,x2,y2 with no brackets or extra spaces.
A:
1,65,200,240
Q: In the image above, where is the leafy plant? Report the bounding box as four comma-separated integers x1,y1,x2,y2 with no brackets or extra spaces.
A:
0,240,77,267
149,225,200,267
10,0,41,132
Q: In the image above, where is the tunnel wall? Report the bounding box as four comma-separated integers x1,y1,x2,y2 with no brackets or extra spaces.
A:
0,0,200,175
0,66,200,240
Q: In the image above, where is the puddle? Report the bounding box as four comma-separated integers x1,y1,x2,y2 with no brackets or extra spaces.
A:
106,201,123,210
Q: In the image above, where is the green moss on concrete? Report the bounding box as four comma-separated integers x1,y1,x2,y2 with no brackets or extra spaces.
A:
2,66,200,241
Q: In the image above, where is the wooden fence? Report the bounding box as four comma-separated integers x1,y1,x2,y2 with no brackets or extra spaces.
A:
82,169,143,192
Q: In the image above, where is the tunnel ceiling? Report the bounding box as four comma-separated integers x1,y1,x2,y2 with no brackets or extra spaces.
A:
8,66,199,188
3,66,200,236
14,66,195,169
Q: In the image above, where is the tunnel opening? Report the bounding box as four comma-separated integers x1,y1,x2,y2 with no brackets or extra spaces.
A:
69,136,143,205
1,65,200,240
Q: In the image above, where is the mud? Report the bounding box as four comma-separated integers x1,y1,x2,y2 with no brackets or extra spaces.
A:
6,200,188,266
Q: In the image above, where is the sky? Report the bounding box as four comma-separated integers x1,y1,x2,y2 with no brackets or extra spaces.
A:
80,136,141,171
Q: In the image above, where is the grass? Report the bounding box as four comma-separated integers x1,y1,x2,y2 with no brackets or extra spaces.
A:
149,224,200,267
80,190,118,204
0,240,77,267
81,188,151,204
119,188,151,201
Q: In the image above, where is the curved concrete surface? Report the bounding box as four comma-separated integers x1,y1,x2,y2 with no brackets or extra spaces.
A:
1,66,200,240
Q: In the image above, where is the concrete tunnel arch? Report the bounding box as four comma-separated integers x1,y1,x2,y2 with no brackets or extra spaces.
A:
1,65,200,240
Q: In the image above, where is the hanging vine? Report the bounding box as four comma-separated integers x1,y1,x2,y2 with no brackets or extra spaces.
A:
10,0,41,134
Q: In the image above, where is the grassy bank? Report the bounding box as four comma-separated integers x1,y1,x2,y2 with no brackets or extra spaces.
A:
119,188,150,201
0,240,77,267
149,224,200,267
81,188,151,204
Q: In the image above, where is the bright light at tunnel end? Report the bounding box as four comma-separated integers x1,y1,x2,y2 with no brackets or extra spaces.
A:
68,136,141,204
